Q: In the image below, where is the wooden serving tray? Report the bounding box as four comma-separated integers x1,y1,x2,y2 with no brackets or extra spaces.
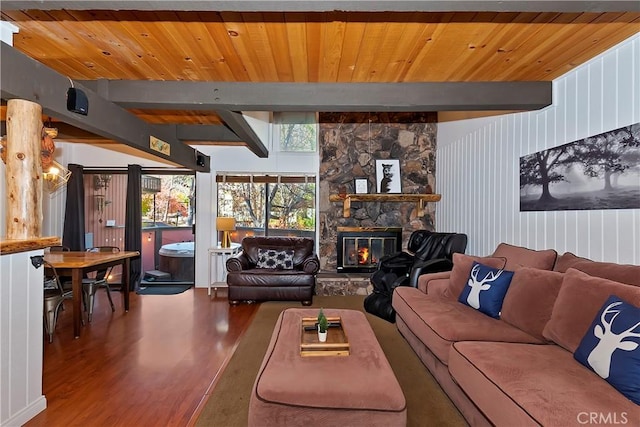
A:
300,316,350,357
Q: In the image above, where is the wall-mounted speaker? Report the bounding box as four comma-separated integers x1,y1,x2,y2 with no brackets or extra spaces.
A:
67,87,89,115
196,154,206,167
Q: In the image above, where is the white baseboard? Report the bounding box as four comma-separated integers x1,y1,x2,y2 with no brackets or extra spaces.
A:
1,396,47,427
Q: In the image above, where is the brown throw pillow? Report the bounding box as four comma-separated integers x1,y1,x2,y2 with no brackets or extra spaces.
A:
542,268,640,352
492,242,557,271
553,251,590,273
501,267,565,341
444,253,506,300
571,260,640,287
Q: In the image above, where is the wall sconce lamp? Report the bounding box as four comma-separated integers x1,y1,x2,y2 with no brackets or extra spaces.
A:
94,194,111,214
43,117,58,139
39,126,71,191
94,174,112,191
43,160,72,191
216,217,236,248
43,126,58,139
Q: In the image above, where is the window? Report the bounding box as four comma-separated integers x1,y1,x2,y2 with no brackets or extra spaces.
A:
142,174,195,228
275,112,317,152
217,174,316,240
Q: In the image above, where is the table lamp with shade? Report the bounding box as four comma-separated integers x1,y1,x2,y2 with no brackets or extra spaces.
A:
217,217,236,248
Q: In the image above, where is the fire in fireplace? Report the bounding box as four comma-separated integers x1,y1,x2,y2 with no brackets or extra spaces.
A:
336,227,402,273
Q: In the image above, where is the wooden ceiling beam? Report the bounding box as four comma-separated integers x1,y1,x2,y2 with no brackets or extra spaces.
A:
89,80,552,112
86,80,269,157
0,42,210,171
153,124,243,143
1,121,243,144
213,111,269,158
2,1,638,12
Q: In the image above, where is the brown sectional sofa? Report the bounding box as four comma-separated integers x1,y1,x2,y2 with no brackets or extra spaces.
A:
392,243,640,426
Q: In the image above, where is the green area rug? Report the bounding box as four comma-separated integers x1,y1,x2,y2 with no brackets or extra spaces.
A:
195,295,466,427
136,285,192,295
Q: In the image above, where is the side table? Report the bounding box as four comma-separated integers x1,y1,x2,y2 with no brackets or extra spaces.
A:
208,243,241,296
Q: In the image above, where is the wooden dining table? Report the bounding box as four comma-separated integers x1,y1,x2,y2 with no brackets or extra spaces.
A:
44,250,140,338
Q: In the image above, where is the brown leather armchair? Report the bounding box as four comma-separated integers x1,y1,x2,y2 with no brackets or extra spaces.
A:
226,236,320,305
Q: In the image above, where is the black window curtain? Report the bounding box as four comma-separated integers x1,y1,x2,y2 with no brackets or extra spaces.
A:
125,164,142,291
62,163,86,251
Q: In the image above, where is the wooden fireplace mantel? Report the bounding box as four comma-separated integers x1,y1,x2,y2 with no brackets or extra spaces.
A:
329,193,442,218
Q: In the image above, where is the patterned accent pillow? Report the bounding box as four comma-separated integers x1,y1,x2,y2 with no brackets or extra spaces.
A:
458,261,514,318
574,295,640,405
256,248,295,270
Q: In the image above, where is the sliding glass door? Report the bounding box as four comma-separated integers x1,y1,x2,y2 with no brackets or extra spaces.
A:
84,170,195,285
141,173,195,284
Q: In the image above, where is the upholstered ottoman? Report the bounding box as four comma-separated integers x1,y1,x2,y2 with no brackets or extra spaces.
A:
248,308,406,427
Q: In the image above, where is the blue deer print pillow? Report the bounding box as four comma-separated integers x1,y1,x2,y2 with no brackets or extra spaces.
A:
458,261,514,318
574,295,640,404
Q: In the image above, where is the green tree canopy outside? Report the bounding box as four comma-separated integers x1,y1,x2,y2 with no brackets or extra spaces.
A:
218,181,315,233
142,174,194,226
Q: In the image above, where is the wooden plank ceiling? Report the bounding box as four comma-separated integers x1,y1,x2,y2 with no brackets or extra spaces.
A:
1,8,639,143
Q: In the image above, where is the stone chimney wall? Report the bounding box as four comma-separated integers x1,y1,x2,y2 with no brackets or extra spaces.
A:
318,112,438,272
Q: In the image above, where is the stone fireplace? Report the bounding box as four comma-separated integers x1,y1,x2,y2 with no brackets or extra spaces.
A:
318,112,438,275
336,226,402,273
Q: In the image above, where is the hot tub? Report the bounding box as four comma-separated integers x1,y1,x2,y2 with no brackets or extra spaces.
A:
159,242,194,282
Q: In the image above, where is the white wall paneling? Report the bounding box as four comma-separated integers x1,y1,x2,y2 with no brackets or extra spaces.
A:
0,250,47,426
436,34,640,264
193,168,215,289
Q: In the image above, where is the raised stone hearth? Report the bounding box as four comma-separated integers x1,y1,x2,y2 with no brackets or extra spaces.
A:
315,272,372,296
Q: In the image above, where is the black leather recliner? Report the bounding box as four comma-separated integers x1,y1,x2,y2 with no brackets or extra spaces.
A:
364,230,468,322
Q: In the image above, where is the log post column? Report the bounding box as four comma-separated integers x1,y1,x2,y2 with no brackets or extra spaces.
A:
5,99,43,239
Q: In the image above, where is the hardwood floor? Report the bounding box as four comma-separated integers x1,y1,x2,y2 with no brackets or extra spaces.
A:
26,287,259,427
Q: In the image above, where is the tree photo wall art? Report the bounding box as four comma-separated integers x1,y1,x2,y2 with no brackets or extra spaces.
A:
520,123,640,211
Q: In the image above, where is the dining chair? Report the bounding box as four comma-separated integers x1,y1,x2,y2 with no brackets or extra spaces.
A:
50,245,73,288
83,246,120,322
43,260,73,342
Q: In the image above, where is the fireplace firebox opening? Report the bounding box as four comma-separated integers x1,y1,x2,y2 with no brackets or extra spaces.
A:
336,227,402,273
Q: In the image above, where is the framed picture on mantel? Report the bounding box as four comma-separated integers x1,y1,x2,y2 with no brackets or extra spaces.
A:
376,159,401,193
354,178,368,194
